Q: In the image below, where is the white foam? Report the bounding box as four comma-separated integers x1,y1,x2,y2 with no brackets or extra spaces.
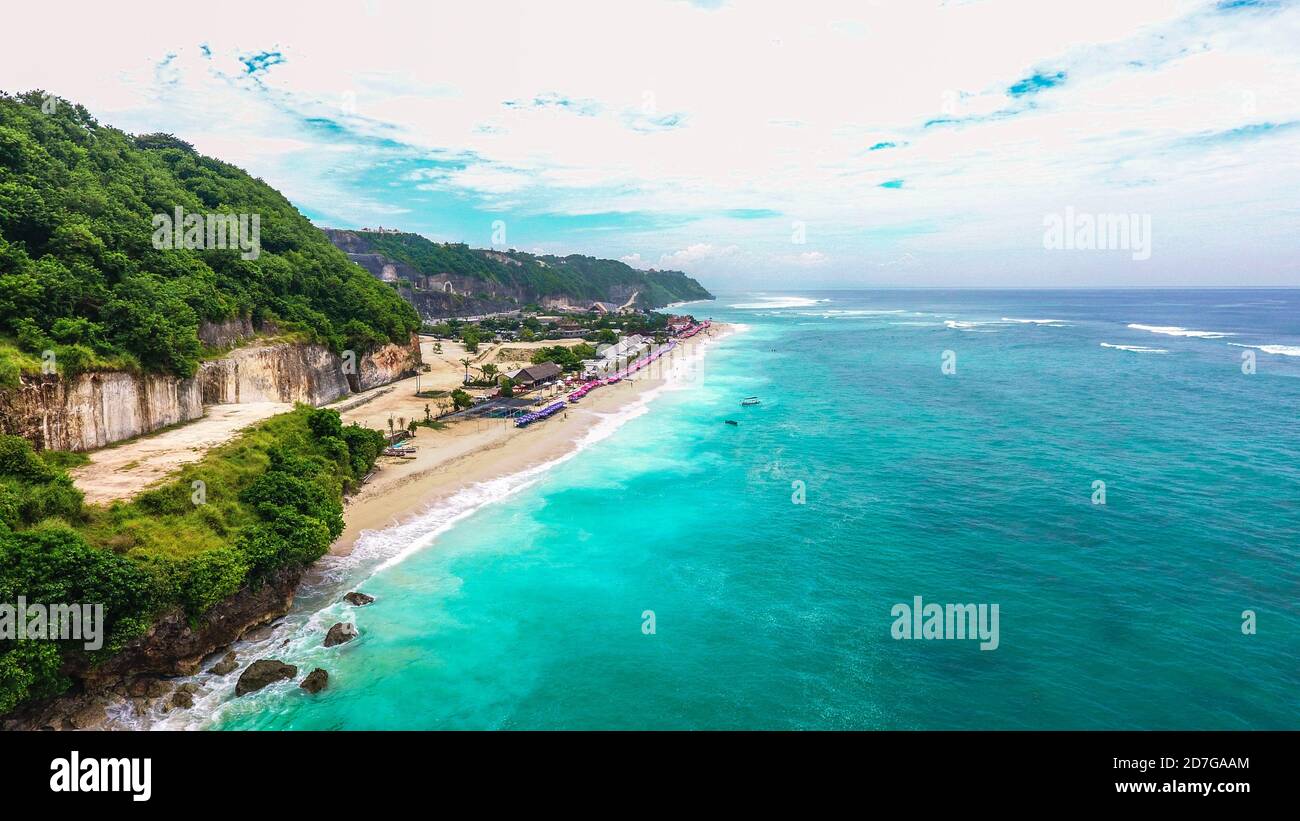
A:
1100,342,1169,354
1229,343,1300,357
820,309,906,316
944,320,1002,331
1127,323,1235,339
729,296,820,309
1001,317,1067,325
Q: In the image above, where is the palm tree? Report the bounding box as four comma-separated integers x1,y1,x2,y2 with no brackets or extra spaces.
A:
458,358,473,383
479,363,499,384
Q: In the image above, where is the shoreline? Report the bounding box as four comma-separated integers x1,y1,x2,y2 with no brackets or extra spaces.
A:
330,322,736,558
10,322,734,731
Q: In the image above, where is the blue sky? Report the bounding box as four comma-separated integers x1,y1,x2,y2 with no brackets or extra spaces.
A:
4,0,1299,288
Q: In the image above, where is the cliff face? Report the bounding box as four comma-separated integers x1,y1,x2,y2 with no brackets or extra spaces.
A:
198,336,421,403
199,343,351,406
0,371,204,452
357,335,422,392
0,336,422,452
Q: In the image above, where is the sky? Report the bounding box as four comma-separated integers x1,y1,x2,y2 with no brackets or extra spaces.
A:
3,0,1299,289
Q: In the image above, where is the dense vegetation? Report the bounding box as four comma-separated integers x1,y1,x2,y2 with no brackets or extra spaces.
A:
0,406,386,714
329,229,713,309
530,343,597,372
0,92,420,383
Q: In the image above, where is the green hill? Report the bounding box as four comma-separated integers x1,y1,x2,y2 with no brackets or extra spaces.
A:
0,91,420,383
325,228,713,316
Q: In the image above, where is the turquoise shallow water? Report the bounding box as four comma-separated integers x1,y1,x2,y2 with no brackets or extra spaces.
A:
211,289,1300,730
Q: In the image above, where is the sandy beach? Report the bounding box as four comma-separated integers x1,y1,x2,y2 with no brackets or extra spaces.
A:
330,322,733,556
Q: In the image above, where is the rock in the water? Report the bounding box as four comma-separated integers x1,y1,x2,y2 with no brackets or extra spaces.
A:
126,677,152,698
300,668,329,694
241,624,276,643
235,659,298,697
209,651,238,676
324,622,359,647
344,591,375,607
67,700,108,730
170,690,194,710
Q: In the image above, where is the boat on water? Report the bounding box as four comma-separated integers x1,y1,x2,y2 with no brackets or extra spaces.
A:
740,396,761,406
725,419,739,426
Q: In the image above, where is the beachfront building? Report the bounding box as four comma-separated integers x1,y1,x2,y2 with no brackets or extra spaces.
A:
666,315,694,335
600,334,648,362
509,361,563,390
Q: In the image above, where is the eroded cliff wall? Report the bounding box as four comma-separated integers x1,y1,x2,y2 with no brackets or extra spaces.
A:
0,371,204,452
0,336,421,452
199,343,351,406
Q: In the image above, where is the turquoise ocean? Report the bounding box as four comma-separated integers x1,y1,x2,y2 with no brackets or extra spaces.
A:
201,289,1299,730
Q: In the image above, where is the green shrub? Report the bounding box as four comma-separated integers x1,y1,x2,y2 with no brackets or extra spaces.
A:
178,548,249,618
306,408,343,440
0,434,54,483
0,643,65,715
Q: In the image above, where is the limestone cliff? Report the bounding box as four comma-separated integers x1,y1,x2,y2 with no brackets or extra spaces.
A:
0,371,204,452
0,336,422,452
356,335,422,391
199,343,351,406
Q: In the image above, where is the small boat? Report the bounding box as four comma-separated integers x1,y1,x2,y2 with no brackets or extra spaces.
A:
740,396,760,406
724,419,739,426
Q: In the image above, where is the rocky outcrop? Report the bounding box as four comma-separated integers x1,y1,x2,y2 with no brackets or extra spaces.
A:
0,370,204,452
3,566,303,729
355,337,420,392
324,622,358,647
74,565,303,686
300,668,329,694
235,659,298,697
209,651,239,676
344,592,375,606
169,683,198,710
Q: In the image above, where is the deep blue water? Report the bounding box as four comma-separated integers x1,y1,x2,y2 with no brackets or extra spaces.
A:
210,289,1300,730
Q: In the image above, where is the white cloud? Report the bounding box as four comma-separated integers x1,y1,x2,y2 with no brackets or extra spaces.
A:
3,0,1298,285
792,251,829,266
658,243,740,268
